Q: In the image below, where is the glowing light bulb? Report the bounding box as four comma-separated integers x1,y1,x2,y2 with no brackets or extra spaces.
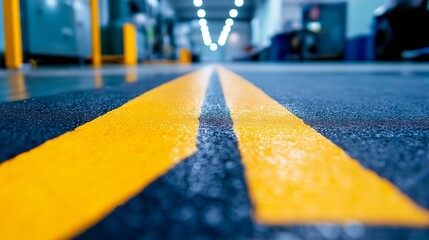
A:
235,0,244,7
210,43,218,51
201,25,209,32
193,0,203,7
229,9,238,18
199,18,207,26
197,9,206,18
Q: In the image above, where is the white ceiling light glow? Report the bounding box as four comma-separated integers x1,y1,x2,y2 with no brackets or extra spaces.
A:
235,0,244,7
197,9,206,18
199,18,207,26
229,9,238,18
204,39,212,46
194,1,240,51
210,43,218,51
193,0,203,7
201,25,209,32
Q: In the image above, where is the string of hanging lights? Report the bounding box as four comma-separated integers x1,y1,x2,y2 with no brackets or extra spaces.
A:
193,0,244,51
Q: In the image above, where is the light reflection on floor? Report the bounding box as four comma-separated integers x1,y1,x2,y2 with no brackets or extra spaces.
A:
0,64,197,103
1,63,429,103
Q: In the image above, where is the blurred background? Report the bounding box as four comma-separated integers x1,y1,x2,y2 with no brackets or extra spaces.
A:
0,0,429,68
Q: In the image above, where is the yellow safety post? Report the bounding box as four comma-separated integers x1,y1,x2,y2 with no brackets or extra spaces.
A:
123,23,138,65
90,0,102,67
3,0,23,69
179,48,192,64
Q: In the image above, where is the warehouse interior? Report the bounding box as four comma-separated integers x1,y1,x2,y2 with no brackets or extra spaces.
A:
0,0,428,68
0,1,429,240
0,0,428,101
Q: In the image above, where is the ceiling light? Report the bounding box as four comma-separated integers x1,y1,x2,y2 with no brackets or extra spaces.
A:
219,35,228,42
193,2,238,50
235,0,244,7
210,43,218,51
218,31,228,46
193,0,203,7
225,18,234,26
46,0,58,8
229,9,238,18
202,31,211,38
197,9,206,18
201,25,209,32
204,39,212,46
199,18,207,26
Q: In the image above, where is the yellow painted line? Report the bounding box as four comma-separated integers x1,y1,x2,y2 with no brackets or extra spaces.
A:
217,67,429,226
0,67,212,240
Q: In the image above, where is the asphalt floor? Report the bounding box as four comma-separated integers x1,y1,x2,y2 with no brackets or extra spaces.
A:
0,64,428,240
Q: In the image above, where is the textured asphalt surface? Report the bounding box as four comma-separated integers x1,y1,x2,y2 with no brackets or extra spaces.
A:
0,68,429,240
0,73,180,163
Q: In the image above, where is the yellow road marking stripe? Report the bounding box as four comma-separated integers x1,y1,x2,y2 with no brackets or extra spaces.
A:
217,67,429,226
0,67,212,240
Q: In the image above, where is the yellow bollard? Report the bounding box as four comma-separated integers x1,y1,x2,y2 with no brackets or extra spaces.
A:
123,23,138,65
179,48,192,65
90,0,102,67
3,0,23,69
